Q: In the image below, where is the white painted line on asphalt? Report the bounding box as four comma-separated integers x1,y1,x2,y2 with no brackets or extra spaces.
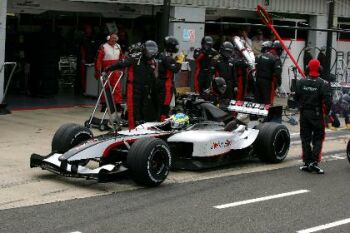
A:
297,218,350,233
214,189,309,209
70,231,82,233
330,155,346,160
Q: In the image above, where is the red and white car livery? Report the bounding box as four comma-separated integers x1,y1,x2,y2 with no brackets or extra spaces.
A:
30,114,290,187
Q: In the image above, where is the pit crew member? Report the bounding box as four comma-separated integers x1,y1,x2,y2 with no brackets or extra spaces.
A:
106,40,159,129
295,59,332,174
158,36,184,121
193,36,218,94
95,32,124,111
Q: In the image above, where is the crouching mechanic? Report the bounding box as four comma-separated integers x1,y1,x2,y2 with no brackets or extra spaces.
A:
295,59,332,174
105,40,159,130
158,36,184,121
211,41,236,104
201,77,227,106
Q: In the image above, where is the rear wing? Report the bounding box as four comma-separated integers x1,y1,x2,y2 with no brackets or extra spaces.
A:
227,100,282,123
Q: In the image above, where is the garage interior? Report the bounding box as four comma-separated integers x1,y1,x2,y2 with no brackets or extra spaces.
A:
3,0,346,110
4,0,165,110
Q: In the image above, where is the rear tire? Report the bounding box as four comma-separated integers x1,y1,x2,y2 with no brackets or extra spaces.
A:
127,138,171,187
254,122,290,163
51,123,93,154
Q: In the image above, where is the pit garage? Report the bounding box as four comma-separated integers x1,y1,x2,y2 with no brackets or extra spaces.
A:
1,0,350,112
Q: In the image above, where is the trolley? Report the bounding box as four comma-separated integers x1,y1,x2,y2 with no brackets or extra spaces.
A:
84,71,125,131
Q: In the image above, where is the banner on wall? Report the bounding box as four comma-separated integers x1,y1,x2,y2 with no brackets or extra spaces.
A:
183,29,195,43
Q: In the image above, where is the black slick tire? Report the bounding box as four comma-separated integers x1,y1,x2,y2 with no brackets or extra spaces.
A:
51,123,93,154
127,138,171,187
254,122,290,163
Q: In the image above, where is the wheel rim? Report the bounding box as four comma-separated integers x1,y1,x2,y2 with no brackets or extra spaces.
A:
149,148,169,176
273,129,290,159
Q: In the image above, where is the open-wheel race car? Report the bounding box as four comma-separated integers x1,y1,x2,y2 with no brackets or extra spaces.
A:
30,98,290,187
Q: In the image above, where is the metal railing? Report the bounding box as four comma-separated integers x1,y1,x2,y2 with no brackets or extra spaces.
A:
0,62,17,104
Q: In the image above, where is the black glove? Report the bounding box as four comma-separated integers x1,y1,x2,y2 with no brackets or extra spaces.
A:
129,52,142,59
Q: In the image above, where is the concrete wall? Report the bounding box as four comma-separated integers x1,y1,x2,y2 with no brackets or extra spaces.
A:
0,0,7,101
169,6,205,55
308,15,328,56
280,39,306,93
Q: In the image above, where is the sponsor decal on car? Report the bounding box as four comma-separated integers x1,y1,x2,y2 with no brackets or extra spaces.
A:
210,139,232,150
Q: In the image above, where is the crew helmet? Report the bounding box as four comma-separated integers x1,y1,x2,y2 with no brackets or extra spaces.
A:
142,40,159,59
308,59,321,77
201,36,214,50
212,77,227,95
261,41,273,53
272,40,283,56
220,41,234,58
164,36,179,53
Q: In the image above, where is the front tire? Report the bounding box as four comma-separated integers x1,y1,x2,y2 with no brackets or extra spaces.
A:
127,138,171,187
51,123,93,154
254,122,290,163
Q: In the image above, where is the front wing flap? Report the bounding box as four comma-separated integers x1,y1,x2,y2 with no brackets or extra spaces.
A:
30,153,127,180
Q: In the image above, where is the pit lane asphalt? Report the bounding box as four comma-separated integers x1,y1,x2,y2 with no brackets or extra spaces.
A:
0,106,349,211
1,159,350,233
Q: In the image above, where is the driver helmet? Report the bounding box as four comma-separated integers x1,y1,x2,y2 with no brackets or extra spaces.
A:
212,77,227,95
143,40,159,59
169,113,190,129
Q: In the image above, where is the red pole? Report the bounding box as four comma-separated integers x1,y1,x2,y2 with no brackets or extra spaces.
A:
257,4,305,78
268,25,305,78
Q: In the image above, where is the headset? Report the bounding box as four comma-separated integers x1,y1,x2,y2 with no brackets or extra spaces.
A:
106,33,118,41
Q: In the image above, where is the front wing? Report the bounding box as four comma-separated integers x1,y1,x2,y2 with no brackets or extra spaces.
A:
30,153,127,181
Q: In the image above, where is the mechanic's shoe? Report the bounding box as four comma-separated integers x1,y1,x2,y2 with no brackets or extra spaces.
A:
309,162,324,174
346,124,350,129
299,163,311,172
327,123,337,131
